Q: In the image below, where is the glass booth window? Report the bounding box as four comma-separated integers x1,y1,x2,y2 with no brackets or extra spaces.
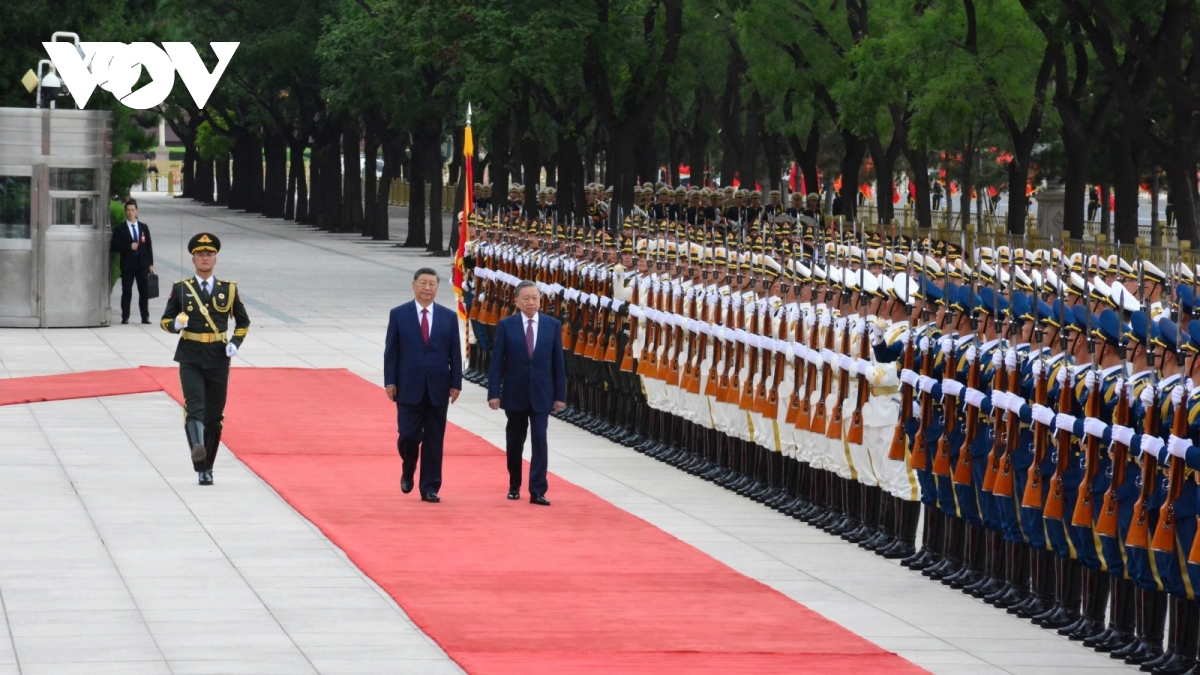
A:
0,175,32,239
49,168,96,191
52,197,75,225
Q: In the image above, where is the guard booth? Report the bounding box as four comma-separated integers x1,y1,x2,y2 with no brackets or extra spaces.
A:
0,107,112,327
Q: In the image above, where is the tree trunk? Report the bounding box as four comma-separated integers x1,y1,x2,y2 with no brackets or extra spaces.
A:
215,152,230,206
490,110,512,212
903,147,931,228
263,131,287,218
405,130,428,248
837,131,865,223
341,122,363,233
738,89,764,190
1060,136,1088,240
1111,120,1143,244
289,139,308,223
557,133,581,222
363,132,378,237
1161,153,1200,245
284,149,296,220
428,127,445,254
181,143,196,199
245,132,264,214
194,156,214,205
763,133,782,192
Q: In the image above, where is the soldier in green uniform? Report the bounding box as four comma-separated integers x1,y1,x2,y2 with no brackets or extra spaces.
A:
160,233,251,486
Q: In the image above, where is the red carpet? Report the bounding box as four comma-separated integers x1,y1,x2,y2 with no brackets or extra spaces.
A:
0,368,162,406
5,367,926,674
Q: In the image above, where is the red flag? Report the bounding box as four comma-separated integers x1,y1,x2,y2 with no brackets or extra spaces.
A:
892,183,901,204
859,183,873,201
453,120,473,325
789,163,797,191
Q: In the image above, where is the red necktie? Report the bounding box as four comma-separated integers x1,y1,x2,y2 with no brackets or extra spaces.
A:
526,318,535,358
421,308,430,346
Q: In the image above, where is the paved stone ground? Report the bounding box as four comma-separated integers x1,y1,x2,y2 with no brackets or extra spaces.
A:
0,194,1138,674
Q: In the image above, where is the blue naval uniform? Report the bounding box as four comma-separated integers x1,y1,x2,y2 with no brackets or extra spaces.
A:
1015,351,1067,551
968,339,1003,531
1066,364,1125,572
939,334,975,523
992,342,1033,545
1097,370,1156,582
1128,374,1181,593
1146,377,1198,599
1043,361,1087,561
1174,390,1200,599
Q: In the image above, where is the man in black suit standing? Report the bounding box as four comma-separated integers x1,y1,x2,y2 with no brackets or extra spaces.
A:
111,199,155,324
487,280,567,505
384,268,463,503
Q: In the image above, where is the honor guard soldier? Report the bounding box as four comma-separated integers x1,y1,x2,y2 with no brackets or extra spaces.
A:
160,233,251,485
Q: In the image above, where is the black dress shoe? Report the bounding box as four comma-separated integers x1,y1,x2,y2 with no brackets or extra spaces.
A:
507,490,520,500
530,494,551,506
141,318,151,324
121,318,129,324
400,476,414,494
421,492,440,503
199,470,213,486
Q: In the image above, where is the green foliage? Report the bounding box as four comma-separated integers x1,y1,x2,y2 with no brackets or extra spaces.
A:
109,200,125,290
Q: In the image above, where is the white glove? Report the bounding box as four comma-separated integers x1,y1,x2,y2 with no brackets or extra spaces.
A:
819,312,832,328
173,315,187,331
1083,417,1107,438
1111,424,1134,447
839,355,854,372
1031,360,1043,379
1055,413,1078,433
856,359,870,376
918,375,936,394
804,312,816,329
999,391,1019,412
912,401,922,421
964,388,985,408
990,390,1008,410
1141,385,1156,410
225,343,238,358
1083,370,1096,391
942,380,964,397
1056,367,1069,387
805,349,822,366
1127,380,1137,407
1141,435,1165,457
900,369,919,387
1030,403,1055,426
822,348,836,365
1168,435,1192,459
854,320,866,336
991,351,1004,369
964,346,977,364
870,323,885,345
919,337,930,352
1005,349,1017,369
939,336,953,355
1172,383,1187,407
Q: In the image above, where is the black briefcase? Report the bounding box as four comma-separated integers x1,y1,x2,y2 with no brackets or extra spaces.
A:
146,272,160,299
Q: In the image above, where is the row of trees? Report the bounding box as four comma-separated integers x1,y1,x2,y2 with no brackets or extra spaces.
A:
4,0,1197,247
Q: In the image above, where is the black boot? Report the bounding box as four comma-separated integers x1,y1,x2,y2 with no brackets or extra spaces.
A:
1033,555,1075,627
906,505,941,569
1152,597,1198,674
1015,548,1054,618
1143,595,1183,671
186,419,206,469
1124,590,1167,665
883,499,920,560
927,516,962,580
1116,588,1153,661
1094,577,1137,651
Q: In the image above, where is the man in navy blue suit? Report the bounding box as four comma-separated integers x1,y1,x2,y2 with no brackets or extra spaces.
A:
384,268,463,503
487,280,567,505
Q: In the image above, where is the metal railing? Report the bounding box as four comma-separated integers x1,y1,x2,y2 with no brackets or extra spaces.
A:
387,183,459,212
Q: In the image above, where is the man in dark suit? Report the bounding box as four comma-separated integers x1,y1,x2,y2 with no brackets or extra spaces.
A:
110,199,155,324
384,268,463,503
487,280,567,505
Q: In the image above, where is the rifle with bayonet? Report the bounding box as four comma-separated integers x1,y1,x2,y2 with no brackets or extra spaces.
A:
1072,249,1105,526
954,243,984,486
1127,248,1160,549
1044,250,1077,522
1152,248,1187,553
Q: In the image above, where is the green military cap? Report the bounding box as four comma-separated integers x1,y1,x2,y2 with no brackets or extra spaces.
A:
188,232,221,254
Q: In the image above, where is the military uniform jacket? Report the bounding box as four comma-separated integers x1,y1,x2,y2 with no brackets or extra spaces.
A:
160,277,251,368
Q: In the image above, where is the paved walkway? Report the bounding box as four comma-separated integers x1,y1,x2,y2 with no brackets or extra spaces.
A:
0,194,1137,674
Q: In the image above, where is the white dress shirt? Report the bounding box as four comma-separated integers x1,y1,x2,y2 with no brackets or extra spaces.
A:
521,311,539,348
127,220,140,243
194,275,215,296
416,301,435,335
